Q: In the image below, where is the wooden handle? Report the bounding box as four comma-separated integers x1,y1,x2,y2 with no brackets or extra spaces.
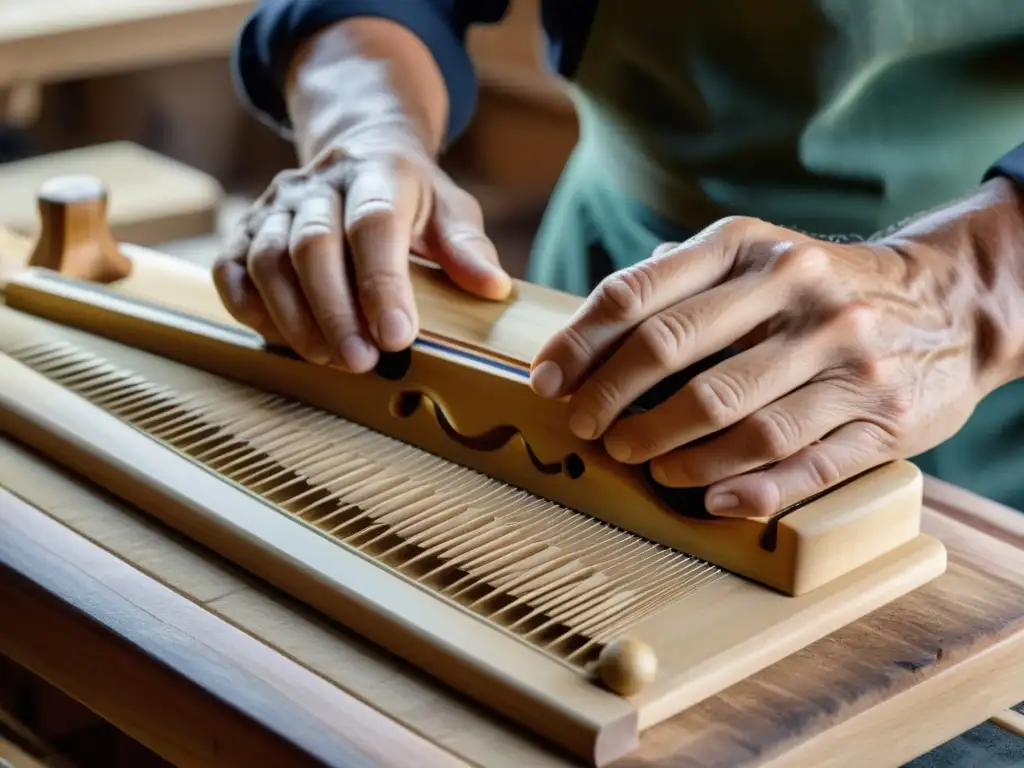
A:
28,174,132,283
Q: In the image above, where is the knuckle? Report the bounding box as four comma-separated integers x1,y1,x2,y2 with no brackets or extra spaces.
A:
317,308,359,340
559,324,595,365
595,263,656,321
773,243,832,282
356,268,407,301
346,202,394,236
833,301,878,339
583,375,622,414
806,451,843,489
688,372,742,429
650,241,682,261
247,249,284,282
747,409,798,460
250,229,289,259
851,356,897,387
712,214,757,236
829,302,881,357
862,422,900,452
249,237,290,264
636,311,693,369
290,222,333,256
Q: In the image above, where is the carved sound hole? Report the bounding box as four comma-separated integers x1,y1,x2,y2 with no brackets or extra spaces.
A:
389,391,586,480
391,391,420,418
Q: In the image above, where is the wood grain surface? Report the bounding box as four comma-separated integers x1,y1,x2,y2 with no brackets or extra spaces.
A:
0,481,464,768
0,0,251,87
0,435,1022,767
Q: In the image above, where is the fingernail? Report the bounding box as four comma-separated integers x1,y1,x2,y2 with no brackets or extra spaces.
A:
338,335,378,372
485,265,513,295
569,411,597,440
706,493,740,515
604,437,631,462
377,309,413,349
530,360,563,398
475,259,507,278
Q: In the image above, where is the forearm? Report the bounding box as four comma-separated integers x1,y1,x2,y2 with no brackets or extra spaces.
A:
284,17,449,162
880,176,1024,390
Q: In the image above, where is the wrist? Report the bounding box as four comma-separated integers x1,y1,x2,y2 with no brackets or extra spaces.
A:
879,176,1024,391
284,18,448,163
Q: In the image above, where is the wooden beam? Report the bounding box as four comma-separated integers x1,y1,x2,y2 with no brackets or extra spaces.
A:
0,487,465,768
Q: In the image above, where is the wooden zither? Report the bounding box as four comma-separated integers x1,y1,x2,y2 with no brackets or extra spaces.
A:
0,176,948,766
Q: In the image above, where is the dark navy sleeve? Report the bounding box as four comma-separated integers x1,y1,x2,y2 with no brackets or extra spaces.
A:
232,0,510,146
983,142,1024,186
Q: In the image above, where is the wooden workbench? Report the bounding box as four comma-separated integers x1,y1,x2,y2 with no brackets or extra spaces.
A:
0,0,252,88
0,228,1023,767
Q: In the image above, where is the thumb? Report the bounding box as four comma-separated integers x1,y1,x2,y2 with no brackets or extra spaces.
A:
427,187,512,300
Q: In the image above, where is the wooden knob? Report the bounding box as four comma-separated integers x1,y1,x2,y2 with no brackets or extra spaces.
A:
596,638,658,697
28,174,132,283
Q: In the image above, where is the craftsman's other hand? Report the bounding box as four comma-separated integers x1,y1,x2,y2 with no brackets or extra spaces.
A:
529,196,1021,518
213,129,510,372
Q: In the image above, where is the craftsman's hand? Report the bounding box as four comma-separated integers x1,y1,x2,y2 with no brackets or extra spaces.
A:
213,124,510,371
530,181,1024,517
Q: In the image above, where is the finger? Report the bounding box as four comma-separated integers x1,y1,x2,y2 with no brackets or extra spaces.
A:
429,186,511,300
602,331,837,463
530,217,767,399
344,158,419,351
212,222,257,325
246,210,331,364
703,420,896,518
646,379,862,487
220,219,253,265
565,272,790,441
211,256,286,345
289,186,378,373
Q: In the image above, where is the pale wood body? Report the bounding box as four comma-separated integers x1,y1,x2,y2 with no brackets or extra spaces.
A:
3,256,930,597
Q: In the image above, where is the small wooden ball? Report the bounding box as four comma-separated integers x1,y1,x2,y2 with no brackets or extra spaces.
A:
596,638,658,697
